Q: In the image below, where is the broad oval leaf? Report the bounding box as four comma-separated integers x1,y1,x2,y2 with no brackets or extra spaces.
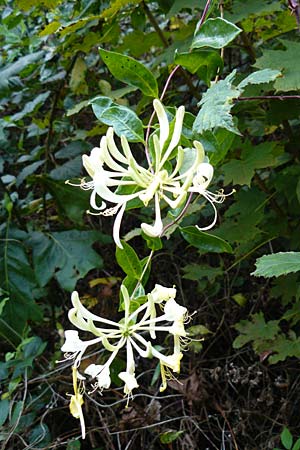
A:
0,399,9,427
90,96,114,120
100,105,144,142
116,241,142,280
191,18,241,50
99,48,158,98
252,252,300,278
281,428,293,450
180,226,233,253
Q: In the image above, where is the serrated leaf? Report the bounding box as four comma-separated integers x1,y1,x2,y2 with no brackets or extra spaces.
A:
281,428,293,449
116,241,142,279
28,230,108,291
193,71,241,135
238,69,281,89
254,41,300,92
191,18,241,49
233,312,280,350
180,226,233,253
252,252,300,278
225,0,282,24
182,263,223,282
99,48,158,98
268,333,300,364
222,141,279,186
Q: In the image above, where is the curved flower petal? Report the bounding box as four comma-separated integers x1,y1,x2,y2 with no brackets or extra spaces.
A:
153,98,169,150
164,298,187,321
85,364,111,389
141,193,163,237
118,371,139,395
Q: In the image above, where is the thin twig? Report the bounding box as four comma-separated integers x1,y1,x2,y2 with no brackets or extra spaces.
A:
236,95,300,101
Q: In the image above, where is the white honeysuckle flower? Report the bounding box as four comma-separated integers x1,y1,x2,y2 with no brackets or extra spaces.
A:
164,298,187,322
118,371,139,396
150,284,177,303
84,363,111,391
66,100,206,248
60,283,191,435
188,162,235,231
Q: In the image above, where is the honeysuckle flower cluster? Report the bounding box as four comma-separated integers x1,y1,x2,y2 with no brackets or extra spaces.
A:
66,99,229,248
61,284,189,438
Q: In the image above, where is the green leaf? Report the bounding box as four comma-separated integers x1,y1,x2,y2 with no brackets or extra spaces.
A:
181,226,233,253
37,176,91,225
0,399,9,426
182,263,223,282
233,312,280,350
9,91,51,122
0,234,42,340
254,41,300,92
66,440,81,450
100,106,144,142
101,0,142,19
268,333,300,364
159,430,184,444
222,141,280,186
141,232,163,251
0,51,45,93
90,97,144,142
39,20,61,36
174,50,223,85
99,48,158,97
281,428,293,450
90,96,114,120
238,69,281,89
193,71,241,135
252,252,300,278
28,230,108,291
116,241,142,280
191,18,241,49
69,57,88,95
225,0,282,24
292,438,300,450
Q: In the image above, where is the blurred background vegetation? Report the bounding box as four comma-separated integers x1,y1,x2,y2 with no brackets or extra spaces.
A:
0,0,300,448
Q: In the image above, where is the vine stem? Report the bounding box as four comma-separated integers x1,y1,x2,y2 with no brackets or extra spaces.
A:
236,95,300,101
131,250,154,299
144,0,212,164
161,192,194,237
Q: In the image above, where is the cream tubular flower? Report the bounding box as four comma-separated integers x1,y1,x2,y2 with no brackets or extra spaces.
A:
60,283,190,425
67,100,209,246
69,367,86,439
